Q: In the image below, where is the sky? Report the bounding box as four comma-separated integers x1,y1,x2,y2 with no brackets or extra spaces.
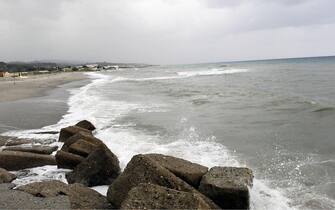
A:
0,0,335,64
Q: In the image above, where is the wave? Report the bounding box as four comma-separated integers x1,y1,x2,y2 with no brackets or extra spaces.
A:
12,166,70,186
2,71,292,209
313,107,335,113
102,68,250,83
177,68,249,77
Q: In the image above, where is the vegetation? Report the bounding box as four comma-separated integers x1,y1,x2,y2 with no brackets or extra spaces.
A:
0,62,59,72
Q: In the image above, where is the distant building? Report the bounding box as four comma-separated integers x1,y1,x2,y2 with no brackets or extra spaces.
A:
19,71,29,78
62,67,72,72
85,64,98,68
103,65,119,70
0,71,9,77
84,64,99,71
38,70,50,74
19,72,29,77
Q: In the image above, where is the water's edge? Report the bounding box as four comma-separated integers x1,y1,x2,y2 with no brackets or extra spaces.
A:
2,72,293,210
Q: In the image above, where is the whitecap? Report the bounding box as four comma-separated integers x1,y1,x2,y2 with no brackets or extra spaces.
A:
177,68,249,77
3,71,293,210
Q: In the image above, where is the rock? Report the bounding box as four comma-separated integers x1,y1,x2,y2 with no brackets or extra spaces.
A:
3,145,58,155
55,150,85,169
68,139,98,157
66,146,121,187
61,131,102,152
0,190,71,209
0,168,16,183
17,180,111,209
0,183,70,209
199,166,253,209
145,153,208,187
120,183,211,209
0,151,56,171
59,126,92,142
75,120,96,131
0,136,31,147
0,183,16,191
107,154,219,209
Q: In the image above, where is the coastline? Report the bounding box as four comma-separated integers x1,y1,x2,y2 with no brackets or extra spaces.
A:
0,72,87,103
0,72,90,133
0,119,254,209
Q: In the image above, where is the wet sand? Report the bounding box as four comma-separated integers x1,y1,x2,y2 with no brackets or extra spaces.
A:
0,72,90,133
0,72,87,102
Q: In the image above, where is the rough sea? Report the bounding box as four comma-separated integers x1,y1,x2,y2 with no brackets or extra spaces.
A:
3,56,335,209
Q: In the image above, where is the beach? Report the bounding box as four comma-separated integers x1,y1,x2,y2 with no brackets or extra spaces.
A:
0,72,87,103
0,57,335,209
0,69,255,209
0,72,89,133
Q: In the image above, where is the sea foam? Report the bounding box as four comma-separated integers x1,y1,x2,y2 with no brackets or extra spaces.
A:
177,68,249,77
2,71,292,210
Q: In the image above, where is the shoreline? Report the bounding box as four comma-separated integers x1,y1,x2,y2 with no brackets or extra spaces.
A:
0,72,88,103
0,120,254,209
0,72,91,133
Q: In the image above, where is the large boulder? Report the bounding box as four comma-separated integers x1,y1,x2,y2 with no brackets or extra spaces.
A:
57,129,121,187
58,126,92,142
120,183,211,209
67,139,101,157
3,145,58,155
75,120,96,131
66,146,121,187
0,151,56,171
17,180,112,209
68,139,100,157
55,150,85,169
60,131,103,152
107,154,219,209
199,166,253,209
0,183,70,209
0,168,16,183
145,153,208,187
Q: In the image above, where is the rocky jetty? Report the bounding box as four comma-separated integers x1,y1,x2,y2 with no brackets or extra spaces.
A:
17,180,112,209
0,120,254,209
56,124,120,186
0,151,56,170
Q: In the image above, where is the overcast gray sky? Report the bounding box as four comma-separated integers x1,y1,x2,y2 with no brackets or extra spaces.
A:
0,0,335,64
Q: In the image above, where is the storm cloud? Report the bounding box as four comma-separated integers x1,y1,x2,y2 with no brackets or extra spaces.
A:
0,0,334,64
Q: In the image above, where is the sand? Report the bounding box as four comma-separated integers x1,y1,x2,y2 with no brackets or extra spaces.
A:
0,72,87,102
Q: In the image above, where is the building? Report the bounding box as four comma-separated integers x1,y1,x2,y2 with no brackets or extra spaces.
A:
38,70,50,74
0,71,9,77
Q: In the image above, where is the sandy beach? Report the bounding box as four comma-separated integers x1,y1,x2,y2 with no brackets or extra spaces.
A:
0,72,87,102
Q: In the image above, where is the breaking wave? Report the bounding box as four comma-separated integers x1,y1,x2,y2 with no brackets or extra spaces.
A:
177,68,249,77
2,71,292,209
97,68,250,83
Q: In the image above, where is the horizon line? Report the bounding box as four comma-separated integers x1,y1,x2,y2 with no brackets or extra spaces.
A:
2,54,335,66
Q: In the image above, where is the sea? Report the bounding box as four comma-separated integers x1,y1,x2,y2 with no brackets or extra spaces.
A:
2,56,335,209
